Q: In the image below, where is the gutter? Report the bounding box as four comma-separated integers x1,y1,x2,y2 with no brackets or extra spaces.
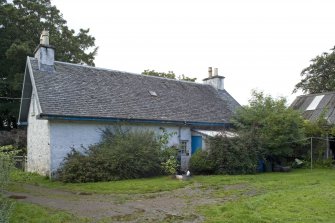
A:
38,114,229,127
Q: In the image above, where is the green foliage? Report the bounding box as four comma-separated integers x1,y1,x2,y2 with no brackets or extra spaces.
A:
157,127,176,150
161,155,178,175
294,46,335,94
142,69,196,82
0,129,27,152
142,69,176,79
0,145,18,223
157,128,179,175
208,135,259,174
0,145,19,190
298,114,335,164
313,158,334,169
189,150,215,174
0,0,97,130
0,197,14,223
57,128,162,183
232,91,305,159
160,146,179,175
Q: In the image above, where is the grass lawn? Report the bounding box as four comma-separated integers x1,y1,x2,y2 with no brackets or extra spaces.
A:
10,170,191,194
196,169,335,223
10,202,89,223
6,169,335,222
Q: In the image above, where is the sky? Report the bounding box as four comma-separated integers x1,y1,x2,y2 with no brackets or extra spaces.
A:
53,0,335,105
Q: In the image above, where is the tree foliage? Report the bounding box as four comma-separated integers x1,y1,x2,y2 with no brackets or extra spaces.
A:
208,134,260,174
232,91,305,159
142,69,196,82
0,0,97,130
294,47,335,94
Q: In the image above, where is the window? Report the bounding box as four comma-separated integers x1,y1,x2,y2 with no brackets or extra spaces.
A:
149,90,157,97
179,140,189,156
306,95,324,111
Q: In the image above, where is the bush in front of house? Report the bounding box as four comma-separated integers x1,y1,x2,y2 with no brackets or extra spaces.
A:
208,134,260,174
57,128,162,183
189,150,215,174
160,146,180,175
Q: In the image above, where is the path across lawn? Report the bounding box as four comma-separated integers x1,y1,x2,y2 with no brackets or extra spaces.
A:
6,169,335,222
6,181,250,222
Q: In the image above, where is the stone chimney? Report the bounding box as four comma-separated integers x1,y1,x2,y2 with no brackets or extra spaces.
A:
203,67,225,90
34,30,55,72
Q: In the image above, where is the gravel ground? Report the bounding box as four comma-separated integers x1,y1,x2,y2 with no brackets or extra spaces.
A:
6,182,253,222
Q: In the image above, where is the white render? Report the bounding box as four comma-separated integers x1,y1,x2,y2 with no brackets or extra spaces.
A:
27,93,50,175
27,106,193,176
49,121,191,175
203,76,225,90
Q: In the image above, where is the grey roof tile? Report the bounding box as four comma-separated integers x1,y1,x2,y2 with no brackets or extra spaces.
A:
29,57,239,124
290,91,335,123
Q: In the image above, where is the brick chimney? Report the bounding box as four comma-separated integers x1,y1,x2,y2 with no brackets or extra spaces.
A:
34,30,55,72
203,67,225,90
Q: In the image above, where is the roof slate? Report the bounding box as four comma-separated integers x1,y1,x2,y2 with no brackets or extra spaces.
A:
290,91,335,123
28,57,240,124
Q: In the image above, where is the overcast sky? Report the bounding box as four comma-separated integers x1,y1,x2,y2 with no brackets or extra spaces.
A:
53,0,335,105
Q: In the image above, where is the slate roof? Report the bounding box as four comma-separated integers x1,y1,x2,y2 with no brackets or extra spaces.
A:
290,91,335,123
19,57,240,126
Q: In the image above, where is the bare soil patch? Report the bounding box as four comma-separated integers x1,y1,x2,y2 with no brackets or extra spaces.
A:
6,181,255,222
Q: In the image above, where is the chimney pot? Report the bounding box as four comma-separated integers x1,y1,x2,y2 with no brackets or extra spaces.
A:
214,68,218,76
203,67,225,91
40,30,49,45
208,67,212,78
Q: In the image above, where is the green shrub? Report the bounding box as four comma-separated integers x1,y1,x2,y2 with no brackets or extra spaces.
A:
0,129,27,152
160,146,179,175
208,135,259,174
313,158,334,169
189,150,214,174
57,128,162,182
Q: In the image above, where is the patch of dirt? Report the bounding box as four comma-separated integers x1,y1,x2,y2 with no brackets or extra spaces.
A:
6,181,257,222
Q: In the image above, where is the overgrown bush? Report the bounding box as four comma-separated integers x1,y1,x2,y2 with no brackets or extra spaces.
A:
57,128,162,183
189,150,214,174
313,158,334,169
208,135,260,174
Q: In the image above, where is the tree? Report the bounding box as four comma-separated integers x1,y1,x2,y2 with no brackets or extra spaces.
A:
232,91,305,160
142,69,196,82
0,0,98,130
294,47,335,94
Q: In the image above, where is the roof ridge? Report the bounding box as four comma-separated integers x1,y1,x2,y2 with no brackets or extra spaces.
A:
43,58,204,86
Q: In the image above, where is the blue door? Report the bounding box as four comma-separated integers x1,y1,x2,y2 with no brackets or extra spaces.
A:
191,136,202,154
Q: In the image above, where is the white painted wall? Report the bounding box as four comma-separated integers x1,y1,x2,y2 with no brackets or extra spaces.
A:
203,76,224,91
48,121,192,174
27,94,50,176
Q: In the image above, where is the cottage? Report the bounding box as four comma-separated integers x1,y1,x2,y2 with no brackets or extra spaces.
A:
290,91,335,159
19,31,240,177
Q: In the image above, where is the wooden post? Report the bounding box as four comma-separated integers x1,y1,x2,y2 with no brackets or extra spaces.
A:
326,134,329,159
310,137,313,170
